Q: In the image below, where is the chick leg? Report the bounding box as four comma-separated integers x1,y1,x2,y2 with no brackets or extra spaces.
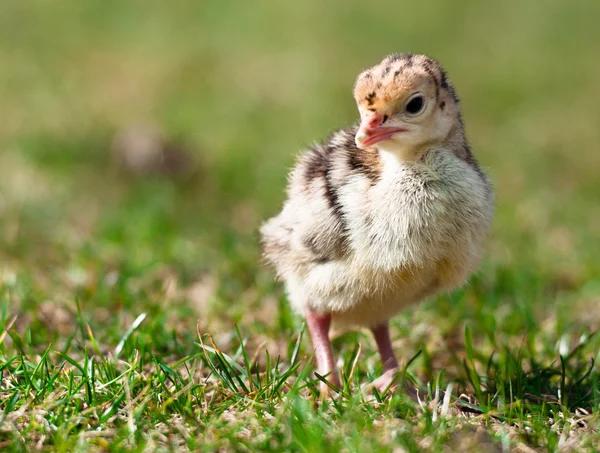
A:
305,309,340,392
370,323,400,393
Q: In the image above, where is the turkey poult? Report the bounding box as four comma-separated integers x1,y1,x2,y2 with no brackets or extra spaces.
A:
260,54,494,394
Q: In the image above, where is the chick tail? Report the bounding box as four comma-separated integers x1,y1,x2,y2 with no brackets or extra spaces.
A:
259,214,292,272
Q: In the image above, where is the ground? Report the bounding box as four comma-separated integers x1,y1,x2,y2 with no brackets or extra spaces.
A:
1,0,600,451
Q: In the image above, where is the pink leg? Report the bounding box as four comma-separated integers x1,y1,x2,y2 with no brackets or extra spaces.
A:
305,309,340,392
370,323,400,393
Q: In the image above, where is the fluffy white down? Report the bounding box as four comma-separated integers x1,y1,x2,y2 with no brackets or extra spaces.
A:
283,148,493,327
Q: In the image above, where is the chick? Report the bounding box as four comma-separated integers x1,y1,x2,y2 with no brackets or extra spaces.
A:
261,54,493,394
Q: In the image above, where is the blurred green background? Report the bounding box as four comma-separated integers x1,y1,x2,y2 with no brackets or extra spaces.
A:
2,1,600,449
1,0,599,355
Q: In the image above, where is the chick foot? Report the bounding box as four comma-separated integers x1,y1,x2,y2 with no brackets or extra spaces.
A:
365,323,400,395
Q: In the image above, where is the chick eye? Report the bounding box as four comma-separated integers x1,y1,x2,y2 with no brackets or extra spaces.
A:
405,96,424,115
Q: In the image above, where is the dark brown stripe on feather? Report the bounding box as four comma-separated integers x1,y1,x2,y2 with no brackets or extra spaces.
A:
303,141,345,226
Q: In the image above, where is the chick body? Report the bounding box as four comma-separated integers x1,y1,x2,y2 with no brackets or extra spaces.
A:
262,126,492,327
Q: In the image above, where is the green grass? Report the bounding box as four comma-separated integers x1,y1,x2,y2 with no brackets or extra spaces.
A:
1,0,600,451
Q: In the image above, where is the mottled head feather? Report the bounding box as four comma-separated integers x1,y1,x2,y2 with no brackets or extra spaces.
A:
354,54,458,115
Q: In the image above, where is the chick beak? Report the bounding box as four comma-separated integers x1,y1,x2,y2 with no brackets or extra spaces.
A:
355,112,406,149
